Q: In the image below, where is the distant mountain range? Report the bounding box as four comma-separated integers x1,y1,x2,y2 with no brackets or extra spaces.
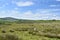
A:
0,17,19,21
0,17,36,23
0,17,34,22
0,17,58,22
0,17,59,23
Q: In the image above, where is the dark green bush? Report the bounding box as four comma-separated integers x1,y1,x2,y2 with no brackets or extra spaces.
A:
2,30,6,33
9,30,14,33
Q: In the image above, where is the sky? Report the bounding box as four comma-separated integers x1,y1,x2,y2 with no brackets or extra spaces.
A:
0,0,60,20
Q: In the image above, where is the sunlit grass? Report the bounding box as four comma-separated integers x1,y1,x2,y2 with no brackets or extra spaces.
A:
0,20,60,40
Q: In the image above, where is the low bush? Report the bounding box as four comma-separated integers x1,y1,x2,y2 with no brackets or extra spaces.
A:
2,30,6,33
9,30,14,33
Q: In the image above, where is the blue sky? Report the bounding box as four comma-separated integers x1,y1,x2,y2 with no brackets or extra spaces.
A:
0,0,60,20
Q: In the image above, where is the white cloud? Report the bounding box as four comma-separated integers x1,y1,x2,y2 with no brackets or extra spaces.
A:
15,1,34,7
17,9,60,20
0,9,60,20
49,5,60,8
56,0,60,1
0,10,20,18
14,7,19,10
50,5,57,7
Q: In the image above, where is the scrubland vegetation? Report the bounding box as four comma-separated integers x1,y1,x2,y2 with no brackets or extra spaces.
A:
0,18,60,40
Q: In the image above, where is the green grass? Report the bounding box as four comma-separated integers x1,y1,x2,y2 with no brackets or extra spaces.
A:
0,20,60,40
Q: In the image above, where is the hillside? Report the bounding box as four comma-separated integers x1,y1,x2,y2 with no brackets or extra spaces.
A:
0,17,18,21
0,17,60,40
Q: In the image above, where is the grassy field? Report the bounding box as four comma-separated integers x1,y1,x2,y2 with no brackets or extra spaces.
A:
0,20,60,40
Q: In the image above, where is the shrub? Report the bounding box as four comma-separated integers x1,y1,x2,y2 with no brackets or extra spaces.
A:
29,31,37,35
9,30,14,33
2,30,6,33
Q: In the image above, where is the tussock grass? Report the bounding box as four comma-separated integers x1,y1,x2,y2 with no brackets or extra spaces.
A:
0,20,60,40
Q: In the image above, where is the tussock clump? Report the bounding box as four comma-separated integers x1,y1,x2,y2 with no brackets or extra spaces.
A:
29,31,36,35
2,30,6,33
9,30,14,33
15,28,29,31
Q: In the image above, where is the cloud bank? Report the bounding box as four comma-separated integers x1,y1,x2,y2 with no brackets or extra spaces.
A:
14,1,34,7
0,9,60,20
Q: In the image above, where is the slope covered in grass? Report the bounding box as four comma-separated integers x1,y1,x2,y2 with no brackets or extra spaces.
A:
0,17,60,40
